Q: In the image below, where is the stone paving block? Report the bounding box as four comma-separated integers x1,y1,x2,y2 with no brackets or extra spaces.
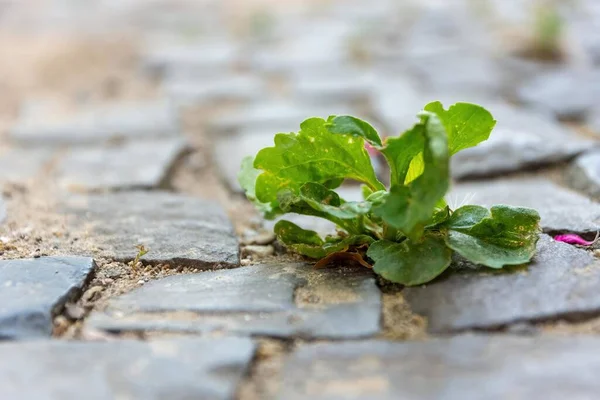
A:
279,334,600,400
450,177,600,233
0,148,54,183
61,191,238,267
290,71,373,105
0,257,95,339
58,137,187,191
569,151,600,200
403,235,597,333
86,263,381,339
452,103,592,179
0,337,255,400
164,75,265,106
10,100,180,146
516,69,599,120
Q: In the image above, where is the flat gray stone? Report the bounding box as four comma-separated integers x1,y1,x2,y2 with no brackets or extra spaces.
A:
0,148,54,183
165,75,265,106
61,191,238,267
58,138,187,191
0,337,255,400
279,335,600,400
290,71,373,105
452,103,592,179
450,177,600,233
403,235,597,332
86,263,381,339
569,151,600,200
0,257,95,339
516,69,599,120
10,100,180,146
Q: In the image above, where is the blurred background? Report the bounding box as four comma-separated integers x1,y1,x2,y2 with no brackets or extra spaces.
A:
0,0,599,202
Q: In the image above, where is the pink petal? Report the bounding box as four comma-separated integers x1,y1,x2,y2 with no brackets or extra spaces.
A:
554,234,596,246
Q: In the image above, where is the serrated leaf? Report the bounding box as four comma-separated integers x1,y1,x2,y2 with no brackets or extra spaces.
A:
445,205,541,268
274,220,373,259
325,115,383,147
367,235,452,286
424,101,496,155
238,156,278,218
374,113,449,240
254,117,385,209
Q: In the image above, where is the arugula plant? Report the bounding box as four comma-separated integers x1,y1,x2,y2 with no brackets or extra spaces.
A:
238,102,541,286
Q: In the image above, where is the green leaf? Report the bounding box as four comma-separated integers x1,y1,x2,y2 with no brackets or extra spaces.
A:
254,117,385,209
325,115,383,147
424,101,496,155
445,205,541,268
367,235,452,286
238,156,278,218
380,124,425,186
274,220,373,259
374,113,449,240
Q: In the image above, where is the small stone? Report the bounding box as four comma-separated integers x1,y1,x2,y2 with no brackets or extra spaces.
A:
279,335,600,399
64,303,86,320
403,235,597,332
58,138,187,191
242,245,275,259
450,177,600,234
0,256,95,339
0,337,255,400
81,286,104,303
241,230,276,246
87,263,381,339
569,151,600,200
60,191,239,267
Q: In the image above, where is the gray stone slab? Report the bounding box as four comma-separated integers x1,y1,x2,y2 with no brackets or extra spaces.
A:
164,75,265,106
450,177,600,233
279,334,600,400
0,257,95,339
0,148,54,183
61,191,238,267
403,235,597,333
290,71,373,105
0,337,255,400
569,151,600,200
86,263,381,339
10,100,180,146
452,103,592,179
58,137,187,191
516,69,600,120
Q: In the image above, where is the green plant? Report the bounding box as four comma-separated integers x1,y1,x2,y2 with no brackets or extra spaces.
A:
131,244,149,270
238,102,541,286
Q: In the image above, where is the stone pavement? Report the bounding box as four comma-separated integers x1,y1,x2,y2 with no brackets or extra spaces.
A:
2,0,600,399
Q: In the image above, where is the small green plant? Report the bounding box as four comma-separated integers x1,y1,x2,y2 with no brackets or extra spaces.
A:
238,102,541,286
131,244,149,270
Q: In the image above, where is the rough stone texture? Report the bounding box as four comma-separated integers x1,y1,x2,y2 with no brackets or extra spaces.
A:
0,337,255,400
516,69,599,120
403,235,597,333
0,148,54,183
61,191,238,267
86,263,381,339
452,103,592,179
569,151,600,200
279,334,600,400
0,257,95,339
10,101,180,145
58,138,187,191
165,75,265,105
450,177,600,233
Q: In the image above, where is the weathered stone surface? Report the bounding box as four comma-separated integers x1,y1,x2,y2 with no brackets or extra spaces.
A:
87,263,381,339
569,151,600,200
403,235,597,332
58,138,187,191
452,103,592,178
0,148,54,183
279,334,600,400
0,337,255,399
0,257,95,339
450,177,600,233
165,75,265,105
516,69,599,120
10,101,180,145
61,191,238,267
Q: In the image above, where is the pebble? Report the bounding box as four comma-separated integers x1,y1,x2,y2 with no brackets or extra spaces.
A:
242,245,275,259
